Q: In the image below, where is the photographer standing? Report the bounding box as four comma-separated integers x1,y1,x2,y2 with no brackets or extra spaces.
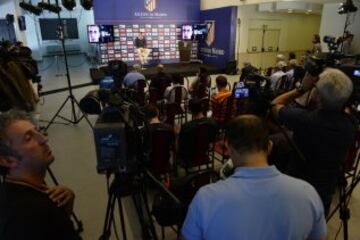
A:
272,68,357,216
0,111,80,240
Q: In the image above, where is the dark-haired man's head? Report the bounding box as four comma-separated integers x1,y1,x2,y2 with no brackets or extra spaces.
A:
172,74,184,85
157,64,165,74
188,98,204,117
289,52,296,60
143,104,160,123
225,115,271,167
199,66,208,75
313,34,320,44
216,75,228,90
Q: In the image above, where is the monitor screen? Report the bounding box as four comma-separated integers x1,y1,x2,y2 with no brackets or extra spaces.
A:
354,69,360,77
193,24,208,40
234,82,249,99
39,18,79,40
88,25,115,43
182,25,193,40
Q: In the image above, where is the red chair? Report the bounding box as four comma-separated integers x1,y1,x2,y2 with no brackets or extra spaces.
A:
212,95,237,129
192,82,208,99
178,122,217,174
199,97,210,116
148,127,175,178
148,87,162,104
165,86,188,125
165,103,183,126
136,79,147,106
212,96,237,163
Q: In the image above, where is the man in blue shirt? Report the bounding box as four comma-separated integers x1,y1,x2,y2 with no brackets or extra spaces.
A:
182,115,327,240
123,64,145,88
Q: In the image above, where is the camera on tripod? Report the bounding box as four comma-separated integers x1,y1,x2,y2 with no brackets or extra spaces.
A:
93,96,142,174
234,65,273,116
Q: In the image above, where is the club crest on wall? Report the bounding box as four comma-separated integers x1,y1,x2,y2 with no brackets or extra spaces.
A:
205,20,215,46
145,0,157,12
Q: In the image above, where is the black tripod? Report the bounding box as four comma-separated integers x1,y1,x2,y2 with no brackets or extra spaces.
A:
44,0,92,132
327,168,360,240
100,173,158,240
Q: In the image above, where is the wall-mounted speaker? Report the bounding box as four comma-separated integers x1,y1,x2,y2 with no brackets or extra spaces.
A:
18,16,26,31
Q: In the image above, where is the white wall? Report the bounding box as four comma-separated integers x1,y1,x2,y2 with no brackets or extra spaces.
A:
236,5,321,68
319,3,360,53
238,5,321,52
1,0,95,60
24,0,95,61
201,0,342,10
201,0,243,10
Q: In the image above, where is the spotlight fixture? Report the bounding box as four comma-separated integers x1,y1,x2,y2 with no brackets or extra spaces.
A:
38,0,62,13
62,0,76,11
80,0,93,10
338,0,358,14
19,1,43,16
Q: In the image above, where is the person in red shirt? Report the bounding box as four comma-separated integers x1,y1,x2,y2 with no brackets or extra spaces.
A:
210,75,234,126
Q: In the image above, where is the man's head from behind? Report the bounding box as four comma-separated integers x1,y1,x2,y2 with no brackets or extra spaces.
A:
143,104,160,122
225,115,271,166
157,64,165,74
133,64,141,72
276,54,285,63
316,68,353,111
216,75,228,90
275,61,287,72
189,98,204,117
0,110,54,175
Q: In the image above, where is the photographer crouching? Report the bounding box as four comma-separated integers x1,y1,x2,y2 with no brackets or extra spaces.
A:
0,110,80,240
271,68,358,216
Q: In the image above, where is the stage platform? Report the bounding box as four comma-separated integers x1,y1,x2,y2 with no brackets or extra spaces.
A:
132,62,224,79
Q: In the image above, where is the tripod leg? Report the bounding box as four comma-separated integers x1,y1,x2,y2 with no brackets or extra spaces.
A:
45,95,71,131
141,188,158,240
99,192,116,240
132,194,149,239
117,197,128,240
71,96,94,128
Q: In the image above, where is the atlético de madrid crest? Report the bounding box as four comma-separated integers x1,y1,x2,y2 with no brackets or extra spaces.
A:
145,0,156,12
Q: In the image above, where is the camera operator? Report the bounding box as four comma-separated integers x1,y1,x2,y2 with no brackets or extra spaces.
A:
0,110,80,240
342,33,354,55
271,68,357,216
182,115,326,240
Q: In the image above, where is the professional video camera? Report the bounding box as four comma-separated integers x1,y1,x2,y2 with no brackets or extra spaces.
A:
92,92,162,240
323,35,343,53
92,90,145,174
305,53,360,105
338,0,358,14
234,65,272,117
